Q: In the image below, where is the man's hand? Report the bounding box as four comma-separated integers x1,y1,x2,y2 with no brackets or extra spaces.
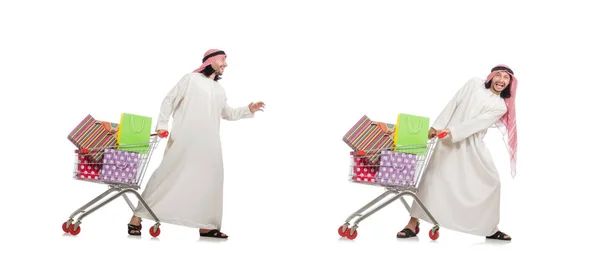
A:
248,101,265,113
428,127,437,139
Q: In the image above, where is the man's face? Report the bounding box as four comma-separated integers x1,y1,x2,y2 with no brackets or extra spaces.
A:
491,71,511,93
211,57,228,75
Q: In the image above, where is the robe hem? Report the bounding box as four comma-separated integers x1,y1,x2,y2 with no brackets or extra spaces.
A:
134,211,221,230
409,209,498,237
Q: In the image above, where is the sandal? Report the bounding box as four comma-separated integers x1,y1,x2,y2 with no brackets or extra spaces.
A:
200,229,228,239
397,221,420,238
128,224,141,236
127,218,143,236
486,230,511,241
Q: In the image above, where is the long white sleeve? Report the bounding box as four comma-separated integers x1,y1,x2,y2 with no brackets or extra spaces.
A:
432,77,479,130
221,94,254,121
448,104,507,143
156,74,190,131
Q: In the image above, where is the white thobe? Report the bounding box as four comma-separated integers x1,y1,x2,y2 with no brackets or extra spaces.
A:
133,72,254,230
409,77,508,236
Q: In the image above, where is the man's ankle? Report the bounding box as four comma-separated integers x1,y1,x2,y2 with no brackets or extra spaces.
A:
408,219,418,226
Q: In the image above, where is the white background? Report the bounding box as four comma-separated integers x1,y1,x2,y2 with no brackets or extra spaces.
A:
1,0,599,261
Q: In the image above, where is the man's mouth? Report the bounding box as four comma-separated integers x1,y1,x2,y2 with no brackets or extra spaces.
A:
495,83,504,89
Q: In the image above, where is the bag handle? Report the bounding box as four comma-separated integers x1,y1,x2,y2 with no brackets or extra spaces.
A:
92,121,117,137
391,162,405,171
116,162,138,170
406,116,423,134
371,122,395,135
129,115,145,133
116,163,127,170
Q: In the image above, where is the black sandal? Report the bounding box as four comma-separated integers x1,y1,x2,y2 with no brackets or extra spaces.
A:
486,230,511,241
200,229,228,239
128,224,141,236
396,228,417,238
396,221,420,238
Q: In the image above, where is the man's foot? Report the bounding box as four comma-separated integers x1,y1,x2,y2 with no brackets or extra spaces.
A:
396,220,420,238
486,230,511,241
199,228,228,239
127,216,142,236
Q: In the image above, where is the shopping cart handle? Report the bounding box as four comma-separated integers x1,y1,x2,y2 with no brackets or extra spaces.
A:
149,131,169,138
157,131,169,138
437,132,448,139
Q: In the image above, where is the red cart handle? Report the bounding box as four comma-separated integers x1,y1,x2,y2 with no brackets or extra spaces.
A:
152,131,169,138
437,132,448,139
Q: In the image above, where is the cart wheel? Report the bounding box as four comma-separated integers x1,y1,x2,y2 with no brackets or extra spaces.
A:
347,229,358,240
428,228,439,240
62,222,71,233
149,226,161,237
338,225,349,237
70,225,81,236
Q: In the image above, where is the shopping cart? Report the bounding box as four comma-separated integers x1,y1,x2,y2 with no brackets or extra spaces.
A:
338,132,447,240
61,131,168,237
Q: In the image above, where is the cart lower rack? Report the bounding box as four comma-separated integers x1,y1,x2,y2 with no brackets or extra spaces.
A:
338,133,447,240
61,132,168,237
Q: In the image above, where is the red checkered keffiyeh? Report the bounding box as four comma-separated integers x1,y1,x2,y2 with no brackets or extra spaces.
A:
485,64,519,178
193,49,227,74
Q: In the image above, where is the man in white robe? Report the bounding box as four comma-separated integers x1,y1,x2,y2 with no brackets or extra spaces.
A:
396,65,519,241
126,49,265,238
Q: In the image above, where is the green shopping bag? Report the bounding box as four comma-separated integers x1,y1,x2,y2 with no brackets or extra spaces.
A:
393,113,430,155
117,113,152,154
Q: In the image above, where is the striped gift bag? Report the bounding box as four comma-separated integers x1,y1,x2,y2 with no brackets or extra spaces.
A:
68,114,118,163
343,115,395,165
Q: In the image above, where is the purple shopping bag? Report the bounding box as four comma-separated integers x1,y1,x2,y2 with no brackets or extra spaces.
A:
99,148,141,185
375,150,419,186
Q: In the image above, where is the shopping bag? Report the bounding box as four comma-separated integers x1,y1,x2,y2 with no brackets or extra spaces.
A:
67,114,118,163
393,113,430,155
74,150,102,180
343,115,395,165
99,148,141,185
117,113,152,154
376,150,418,187
97,120,119,139
350,152,378,183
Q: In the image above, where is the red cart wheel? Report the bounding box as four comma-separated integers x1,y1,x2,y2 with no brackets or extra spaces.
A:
347,229,358,240
62,222,70,233
429,229,439,240
149,226,161,237
338,225,348,237
70,225,81,236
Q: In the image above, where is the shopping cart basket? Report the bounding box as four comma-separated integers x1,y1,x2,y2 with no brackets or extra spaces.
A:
338,132,447,240
61,131,168,237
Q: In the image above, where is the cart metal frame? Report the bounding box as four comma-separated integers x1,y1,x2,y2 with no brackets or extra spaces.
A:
338,133,447,240
62,132,167,237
